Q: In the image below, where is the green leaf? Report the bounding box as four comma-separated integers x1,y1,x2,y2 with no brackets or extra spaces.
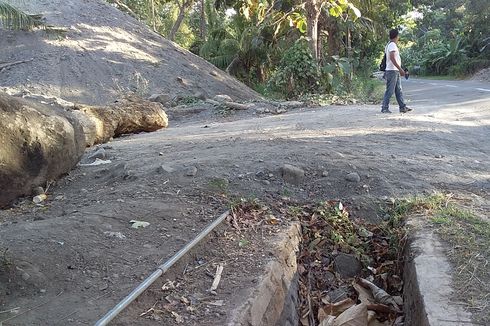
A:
0,1,44,30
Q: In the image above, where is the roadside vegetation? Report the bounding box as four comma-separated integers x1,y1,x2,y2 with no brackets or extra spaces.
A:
102,0,488,100
3,1,487,99
388,193,490,325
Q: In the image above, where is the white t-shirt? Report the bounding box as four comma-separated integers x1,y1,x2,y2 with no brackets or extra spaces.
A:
386,42,401,71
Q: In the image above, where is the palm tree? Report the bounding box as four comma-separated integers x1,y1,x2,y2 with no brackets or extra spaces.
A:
0,1,43,30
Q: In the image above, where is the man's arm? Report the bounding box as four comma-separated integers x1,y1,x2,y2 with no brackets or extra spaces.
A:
389,51,405,76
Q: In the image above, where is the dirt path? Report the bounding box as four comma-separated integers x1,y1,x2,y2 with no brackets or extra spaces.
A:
0,78,489,325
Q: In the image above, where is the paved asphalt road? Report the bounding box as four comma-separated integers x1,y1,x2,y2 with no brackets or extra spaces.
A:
402,77,490,107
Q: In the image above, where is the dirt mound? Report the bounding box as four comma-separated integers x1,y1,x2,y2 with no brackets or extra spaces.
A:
470,68,490,82
0,0,260,106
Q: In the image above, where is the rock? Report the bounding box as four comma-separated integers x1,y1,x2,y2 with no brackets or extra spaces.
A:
176,77,192,86
328,287,349,303
103,231,126,239
322,171,329,177
334,253,362,278
185,166,198,177
0,93,85,207
148,93,172,106
97,163,136,182
279,101,304,109
223,101,252,110
280,164,305,185
81,147,107,164
32,187,45,196
73,95,168,146
345,172,361,183
193,91,207,100
213,94,233,102
205,99,221,106
255,107,271,114
157,164,175,174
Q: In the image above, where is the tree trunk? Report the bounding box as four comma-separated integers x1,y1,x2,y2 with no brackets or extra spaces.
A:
305,0,321,61
169,0,189,41
346,26,353,80
326,17,340,56
151,0,156,31
200,0,207,40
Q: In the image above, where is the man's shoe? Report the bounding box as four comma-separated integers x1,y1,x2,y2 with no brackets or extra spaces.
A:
400,107,412,113
381,109,392,113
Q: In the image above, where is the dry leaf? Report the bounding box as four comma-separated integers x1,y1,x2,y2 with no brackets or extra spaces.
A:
320,315,337,326
366,303,399,314
358,278,398,309
171,311,184,323
205,300,225,306
180,296,190,305
393,316,404,325
353,283,374,305
393,296,403,306
129,220,150,228
367,310,376,323
333,303,368,326
318,307,328,322
186,306,197,313
368,319,390,326
161,280,179,291
322,298,356,317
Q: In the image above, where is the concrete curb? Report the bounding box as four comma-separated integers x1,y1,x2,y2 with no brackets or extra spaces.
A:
228,222,301,326
404,220,474,326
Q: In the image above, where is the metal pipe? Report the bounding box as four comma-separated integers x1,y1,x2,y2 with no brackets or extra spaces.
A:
94,210,230,326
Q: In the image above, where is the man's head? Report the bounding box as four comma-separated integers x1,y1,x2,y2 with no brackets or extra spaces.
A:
389,29,399,41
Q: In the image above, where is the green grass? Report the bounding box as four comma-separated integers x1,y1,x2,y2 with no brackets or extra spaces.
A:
386,193,489,325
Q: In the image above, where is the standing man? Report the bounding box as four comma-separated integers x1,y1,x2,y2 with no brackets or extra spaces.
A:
381,29,412,113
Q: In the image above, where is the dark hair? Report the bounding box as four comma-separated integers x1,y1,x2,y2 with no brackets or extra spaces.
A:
389,29,399,40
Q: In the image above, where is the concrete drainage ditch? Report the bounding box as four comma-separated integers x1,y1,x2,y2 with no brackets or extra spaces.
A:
230,200,476,326
103,198,475,325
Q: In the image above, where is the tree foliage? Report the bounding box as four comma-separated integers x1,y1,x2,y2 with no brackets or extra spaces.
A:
109,0,488,95
0,1,43,30
402,0,489,76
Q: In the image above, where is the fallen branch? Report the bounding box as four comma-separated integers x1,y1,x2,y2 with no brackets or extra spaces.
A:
209,264,224,292
223,101,252,110
0,59,33,71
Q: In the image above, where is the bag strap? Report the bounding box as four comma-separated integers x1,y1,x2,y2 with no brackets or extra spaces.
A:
385,41,392,52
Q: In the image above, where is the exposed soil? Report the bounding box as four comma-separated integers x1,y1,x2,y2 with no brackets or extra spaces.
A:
1,78,489,324
471,68,490,82
1,2,489,324
0,0,260,105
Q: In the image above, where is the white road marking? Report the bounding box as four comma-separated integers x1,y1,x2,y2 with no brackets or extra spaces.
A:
476,88,490,92
430,83,439,86
445,85,458,88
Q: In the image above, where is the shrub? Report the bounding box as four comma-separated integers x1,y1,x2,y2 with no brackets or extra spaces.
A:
267,38,320,98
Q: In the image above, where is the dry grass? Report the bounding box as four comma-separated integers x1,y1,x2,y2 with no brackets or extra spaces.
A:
388,193,489,325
